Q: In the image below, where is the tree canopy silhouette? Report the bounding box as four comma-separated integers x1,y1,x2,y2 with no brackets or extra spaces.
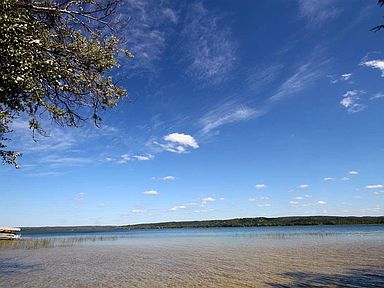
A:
0,0,131,167
372,0,384,32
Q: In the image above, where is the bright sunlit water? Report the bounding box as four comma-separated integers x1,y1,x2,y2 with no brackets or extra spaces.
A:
1,225,384,287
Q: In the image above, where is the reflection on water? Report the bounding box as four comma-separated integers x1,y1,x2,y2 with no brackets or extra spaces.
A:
1,225,384,287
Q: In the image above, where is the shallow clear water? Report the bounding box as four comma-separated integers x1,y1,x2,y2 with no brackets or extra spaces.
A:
1,225,384,287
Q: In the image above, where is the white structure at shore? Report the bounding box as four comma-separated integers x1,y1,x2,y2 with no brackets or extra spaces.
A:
0,227,21,240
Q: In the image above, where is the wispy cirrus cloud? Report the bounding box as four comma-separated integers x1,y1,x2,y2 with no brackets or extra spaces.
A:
247,64,284,91
267,57,327,103
298,0,339,26
118,0,178,75
181,2,237,85
199,102,264,136
196,49,327,138
370,92,384,100
10,118,78,153
40,155,93,167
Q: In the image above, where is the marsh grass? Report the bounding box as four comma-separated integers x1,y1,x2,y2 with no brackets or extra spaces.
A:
0,235,118,250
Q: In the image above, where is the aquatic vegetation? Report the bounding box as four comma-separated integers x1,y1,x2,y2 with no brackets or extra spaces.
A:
0,235,118,250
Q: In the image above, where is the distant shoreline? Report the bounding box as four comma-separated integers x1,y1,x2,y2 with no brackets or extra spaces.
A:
21,216,384,232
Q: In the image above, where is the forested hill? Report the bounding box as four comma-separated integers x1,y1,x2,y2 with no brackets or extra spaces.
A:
22,216,384,232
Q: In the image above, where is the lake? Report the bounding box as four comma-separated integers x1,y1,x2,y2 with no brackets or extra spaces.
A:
1,225,384,287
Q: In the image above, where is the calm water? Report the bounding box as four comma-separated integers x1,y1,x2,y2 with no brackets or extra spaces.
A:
1,225,384,287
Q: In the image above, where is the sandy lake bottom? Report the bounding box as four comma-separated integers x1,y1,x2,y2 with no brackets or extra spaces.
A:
1,227,384,287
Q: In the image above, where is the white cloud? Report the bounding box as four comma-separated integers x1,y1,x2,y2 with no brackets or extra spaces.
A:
156,143,186,154
117,153,154,163
132,154,154,161
194,208,215,213
296,194,311,200
181,2,236,85
117,154,131,164
255,184,267,190
75,192,86,202
155,133,199,154
169,205,187,211
340,97,353,108
328,73,352,84
219,197,225,201
343,90,359,97
341,176,350,181
301,203,313,207
366,184,384,189
289,201,299,205
162,176,175,181
131,209,147,214
152,175,176,181
257,203,271,208
349,170,359,175
202,197,215,203
361,59,384,77
341,73,352,81
143,190,159,195
249,196,270,202
164,133,199,149
340,90,366,113
361,206,383,213
298,0,338,26
324,177,335,181
298,184,310,189
317,200,327,205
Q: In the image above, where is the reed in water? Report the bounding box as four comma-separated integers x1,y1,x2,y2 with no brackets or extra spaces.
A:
0,235,118,250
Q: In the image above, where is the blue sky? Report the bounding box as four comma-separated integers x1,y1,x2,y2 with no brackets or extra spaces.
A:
1,0,384,227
